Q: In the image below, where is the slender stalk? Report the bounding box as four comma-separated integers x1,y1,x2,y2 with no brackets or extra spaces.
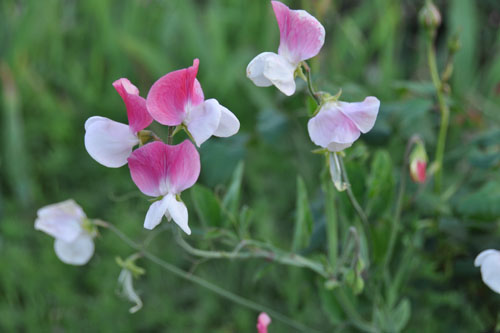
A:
301,61,321,105
426,39,450,193
173,229,329,278
94,220,318,332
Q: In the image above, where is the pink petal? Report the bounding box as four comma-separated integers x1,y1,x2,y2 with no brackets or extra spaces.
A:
272,1,325,65
307,102,361,150
257,312,271,333
127,140,200,197
113,78,153,133
338,96,380,133
146,59,205,126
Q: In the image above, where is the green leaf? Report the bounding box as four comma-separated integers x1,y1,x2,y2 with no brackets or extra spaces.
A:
455,181,500,220
222,161,244,217
392,299,411,332
366,150,395,217
292,176,314,252
190,184,222,227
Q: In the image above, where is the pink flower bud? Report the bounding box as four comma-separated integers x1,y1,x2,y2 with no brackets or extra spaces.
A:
409,141,428,184
257,312,271,333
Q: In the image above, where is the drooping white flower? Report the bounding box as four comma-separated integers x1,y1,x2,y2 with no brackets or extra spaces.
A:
35,200,95,265
475,249,500,294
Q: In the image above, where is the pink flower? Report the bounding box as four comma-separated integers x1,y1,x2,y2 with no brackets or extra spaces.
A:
127,140,200,234
409,140,428,183
257,312,271,333
308,97,380,151
246,1,325,96
146,59,240,147
85,78,153,168
35,200,95,265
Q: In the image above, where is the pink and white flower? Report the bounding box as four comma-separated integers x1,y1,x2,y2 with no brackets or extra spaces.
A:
246,1,325,96
146,59,240,147
35,200,95,265
257,312,271,333
85,78,153,168
127,140,200,234
475,249,500,294
308,97,380,152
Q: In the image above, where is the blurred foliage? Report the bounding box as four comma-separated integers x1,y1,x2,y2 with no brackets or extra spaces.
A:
1,0,500,331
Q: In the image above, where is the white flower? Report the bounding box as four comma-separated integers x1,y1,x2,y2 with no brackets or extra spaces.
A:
35,200,95,265
475,249,500,293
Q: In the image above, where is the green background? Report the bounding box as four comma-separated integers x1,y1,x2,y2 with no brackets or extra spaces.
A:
1,0,500,331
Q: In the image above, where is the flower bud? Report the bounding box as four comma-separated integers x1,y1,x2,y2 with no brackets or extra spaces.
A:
409,141,428,184
419,1,441,31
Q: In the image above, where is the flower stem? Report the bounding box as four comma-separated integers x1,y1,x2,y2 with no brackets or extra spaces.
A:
301,61,321,105
94,220,318,332
426,38,450,193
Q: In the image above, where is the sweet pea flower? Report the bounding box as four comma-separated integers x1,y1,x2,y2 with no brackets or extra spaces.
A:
35,200,95,265
308,97,380,152
146,59,240,147
475,249,500,294
257,312,271,333
409,140,428,183
85,78,153,167
246,1,325,96
127,140,200,234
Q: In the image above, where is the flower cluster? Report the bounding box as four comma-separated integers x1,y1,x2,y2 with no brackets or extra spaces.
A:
84,59,240,236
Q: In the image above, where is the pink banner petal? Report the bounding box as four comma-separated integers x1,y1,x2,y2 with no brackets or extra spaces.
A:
146,59,204,126
127,140,200,197
113,78,153,133
338,96,380,133
272,1,325,65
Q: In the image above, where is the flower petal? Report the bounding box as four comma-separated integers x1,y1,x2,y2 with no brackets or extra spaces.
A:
113,78,153,133
84,116,139,168
35,200,85,243
165,193,190,235
54,233,94,266
144,196,169,230
213,104,240,137
257,312,272,333
246,52,296,96
475,249,500,293
272,1,325,65
307,102,361,151
329,153,348,191
338,96,380,133
186,98,221,146
146,59,204,126
127,140,200,197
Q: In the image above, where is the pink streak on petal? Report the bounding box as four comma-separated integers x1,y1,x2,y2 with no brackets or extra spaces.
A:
127,140,200,197
308,102,361,149
416,161,427,183
257,312,271,333
272,1,325,65
338,96,380,133
146,59,204,126
113,78,153,133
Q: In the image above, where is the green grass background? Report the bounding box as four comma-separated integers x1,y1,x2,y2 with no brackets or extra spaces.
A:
1,0,500,331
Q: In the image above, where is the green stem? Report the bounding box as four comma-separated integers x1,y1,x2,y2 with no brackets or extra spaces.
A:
173,229,329,278
94,220,318,332
301,61,321,105
338,155,369,228
427,39,450,193
335,289,379,333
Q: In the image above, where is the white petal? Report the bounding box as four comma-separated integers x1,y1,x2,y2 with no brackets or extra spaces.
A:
144,196,169,230
475,249,500,293
246,52,296,96
84,117,139,168
165,193,190,235
118,269,143,313
186,99,221,147
35,200,85,243
213,104,240,137
327,142,354,152
329,153,348,191
54,233,94,265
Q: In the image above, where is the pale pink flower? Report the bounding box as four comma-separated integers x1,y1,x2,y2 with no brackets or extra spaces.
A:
127,140,200,234
85,78,153,168
308,97,380,152
146,59,240,147
246,1,325,96
257,312,271,333
35,200,94,265
475,249,500,294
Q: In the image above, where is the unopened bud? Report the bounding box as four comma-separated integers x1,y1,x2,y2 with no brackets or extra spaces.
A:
409,140,428,184
419,1,441,31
